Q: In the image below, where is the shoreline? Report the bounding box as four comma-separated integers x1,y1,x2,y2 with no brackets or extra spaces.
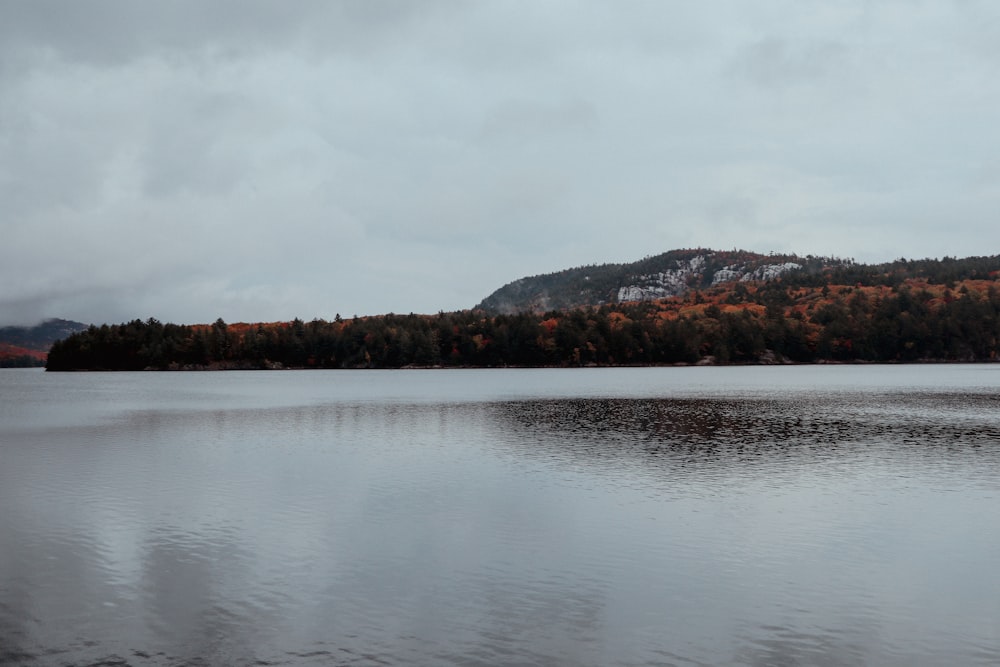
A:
44,357,997,372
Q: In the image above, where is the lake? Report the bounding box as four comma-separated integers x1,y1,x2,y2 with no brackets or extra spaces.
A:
1,365,999,666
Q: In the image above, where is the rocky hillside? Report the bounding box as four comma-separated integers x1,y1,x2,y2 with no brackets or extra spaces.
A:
477,249,849,314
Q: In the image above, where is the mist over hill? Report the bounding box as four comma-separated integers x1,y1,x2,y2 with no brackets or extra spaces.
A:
0,319,88,367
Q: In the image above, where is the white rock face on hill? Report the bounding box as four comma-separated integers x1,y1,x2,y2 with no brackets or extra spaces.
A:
617,256,707,302
617,257,804,303
741,262,802,282
710,268,742,285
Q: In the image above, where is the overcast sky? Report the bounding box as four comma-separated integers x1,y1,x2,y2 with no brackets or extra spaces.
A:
2,1,999,325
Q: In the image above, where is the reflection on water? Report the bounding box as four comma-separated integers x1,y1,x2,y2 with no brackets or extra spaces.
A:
1,367,999,666
492,394,1000,483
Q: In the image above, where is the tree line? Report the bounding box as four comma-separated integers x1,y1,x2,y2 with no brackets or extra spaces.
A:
46,279,1000,370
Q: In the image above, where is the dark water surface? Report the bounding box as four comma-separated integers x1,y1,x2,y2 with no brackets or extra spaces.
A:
1,366,999,666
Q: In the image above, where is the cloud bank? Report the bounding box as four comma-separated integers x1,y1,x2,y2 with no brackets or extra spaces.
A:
2,1,999,325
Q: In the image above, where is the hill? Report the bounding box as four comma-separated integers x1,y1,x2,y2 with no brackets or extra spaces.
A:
45,250,1000,370
0,319,89,367
476,248,852,314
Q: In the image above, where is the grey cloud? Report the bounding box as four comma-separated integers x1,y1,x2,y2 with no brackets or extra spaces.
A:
2,1,999,326
730,38,849,88
0,1,446,65
1,1,296,65
480,98,598,140
139,92,259,198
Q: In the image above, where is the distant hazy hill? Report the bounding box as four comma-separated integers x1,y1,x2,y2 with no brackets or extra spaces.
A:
0,318,89,367
476,248,850,314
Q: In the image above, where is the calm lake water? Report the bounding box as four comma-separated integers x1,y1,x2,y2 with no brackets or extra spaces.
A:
1,365,999,666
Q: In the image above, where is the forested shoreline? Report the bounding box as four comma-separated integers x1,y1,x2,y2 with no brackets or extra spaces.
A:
46,277,1000,370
